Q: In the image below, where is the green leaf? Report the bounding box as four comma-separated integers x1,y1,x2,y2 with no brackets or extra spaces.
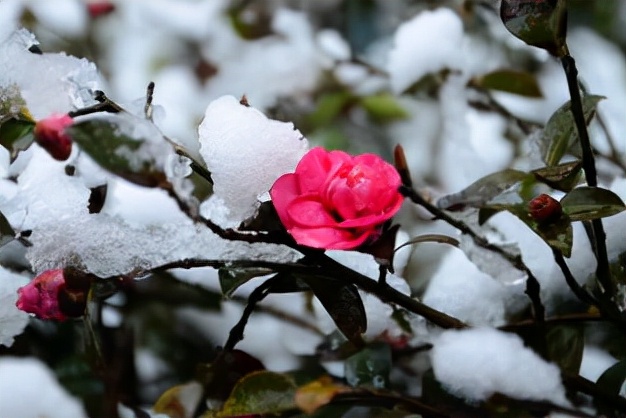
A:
360,93,409,123
307,92,353,129
0,211,15,249
228,6,273,40
218,268,275,298
0,117,35,162
500,0,568,57
344,343,392,389
394,234,460,253
218,371,297,416
546,325,584,374
473,69,542,97
67,119,167,187
543,95,605,166
437,169,530,210
560,186,626,221
595,360,626,416
302,275,367,347
480,203,573,257
531,160,582,192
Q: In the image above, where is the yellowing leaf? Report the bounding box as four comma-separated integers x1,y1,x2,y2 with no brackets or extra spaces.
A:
295,375,351,415
153,381,203,418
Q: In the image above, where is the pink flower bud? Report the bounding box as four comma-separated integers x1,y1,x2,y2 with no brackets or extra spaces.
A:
34,114,73,161
16,269,69,321
270,147,404,250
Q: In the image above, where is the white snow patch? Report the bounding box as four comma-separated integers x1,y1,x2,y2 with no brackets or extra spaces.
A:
431,328,568,405
388,8,464,94
198,95,308,227
0,357,88,418
0,267,30,347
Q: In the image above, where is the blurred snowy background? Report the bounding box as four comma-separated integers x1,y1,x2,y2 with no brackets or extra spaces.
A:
2,0,626,417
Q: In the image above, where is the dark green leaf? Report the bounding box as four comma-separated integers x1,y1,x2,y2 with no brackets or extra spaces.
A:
546,325,584,374
228,6,274,40
344,343,392,389
532,160,582,192
218,268,275,298
0,211,15,248
302,275,366,347
67,119,167,187
218,371,297,416
437,169,530,210
473,69,542,97
543,95,605,166
595,360,626,416
480,203,573,257
500,0,568,57
360,93,409,123
0,117,35,162
561,186,625,221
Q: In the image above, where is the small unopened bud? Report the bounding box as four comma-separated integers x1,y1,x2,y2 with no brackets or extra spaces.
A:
529,194,562,224
16,268,90,321
87,1,116,18
34,114,73,161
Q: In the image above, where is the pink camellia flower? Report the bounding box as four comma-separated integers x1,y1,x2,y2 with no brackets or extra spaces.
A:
34,114,74,161
16,269,68,321
270,147,404,250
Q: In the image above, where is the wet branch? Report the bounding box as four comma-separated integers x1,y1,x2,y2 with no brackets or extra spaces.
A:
561,55,613,298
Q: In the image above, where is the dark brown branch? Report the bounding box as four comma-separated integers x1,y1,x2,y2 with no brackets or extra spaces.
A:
560,55,613,297
552,248,599,306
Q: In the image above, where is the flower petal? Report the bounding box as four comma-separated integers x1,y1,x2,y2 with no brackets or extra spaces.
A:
289,226,371,250
270,173,301,228
286,197,336,228
297,147,351,193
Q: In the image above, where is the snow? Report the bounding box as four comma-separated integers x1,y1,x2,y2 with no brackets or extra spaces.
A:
423,248,520,326
388,8,464,94
201,8,322,110
431,328,568,405
0,357,88,418
198,95,309,227
0,28,102,120
0,267,30,347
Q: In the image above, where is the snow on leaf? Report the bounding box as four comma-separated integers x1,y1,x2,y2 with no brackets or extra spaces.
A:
0,29,102,120
388,8,464,94
198,95,308,227
431,328,568,405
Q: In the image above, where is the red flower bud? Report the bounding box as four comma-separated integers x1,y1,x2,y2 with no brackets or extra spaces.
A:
34,114,73,161
16,269,69,321
87,2,116,18
16,268,90,321
528,194,562,224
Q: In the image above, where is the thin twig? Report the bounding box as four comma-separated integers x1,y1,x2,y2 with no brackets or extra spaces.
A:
560,55,613,298
552,248,599,306
68,90,123,117
223,276,277,351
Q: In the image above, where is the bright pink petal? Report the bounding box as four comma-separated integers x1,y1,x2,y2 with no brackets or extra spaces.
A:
297,147,351,193
286,197,336,228
289,226,371,250
270,173,301,228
